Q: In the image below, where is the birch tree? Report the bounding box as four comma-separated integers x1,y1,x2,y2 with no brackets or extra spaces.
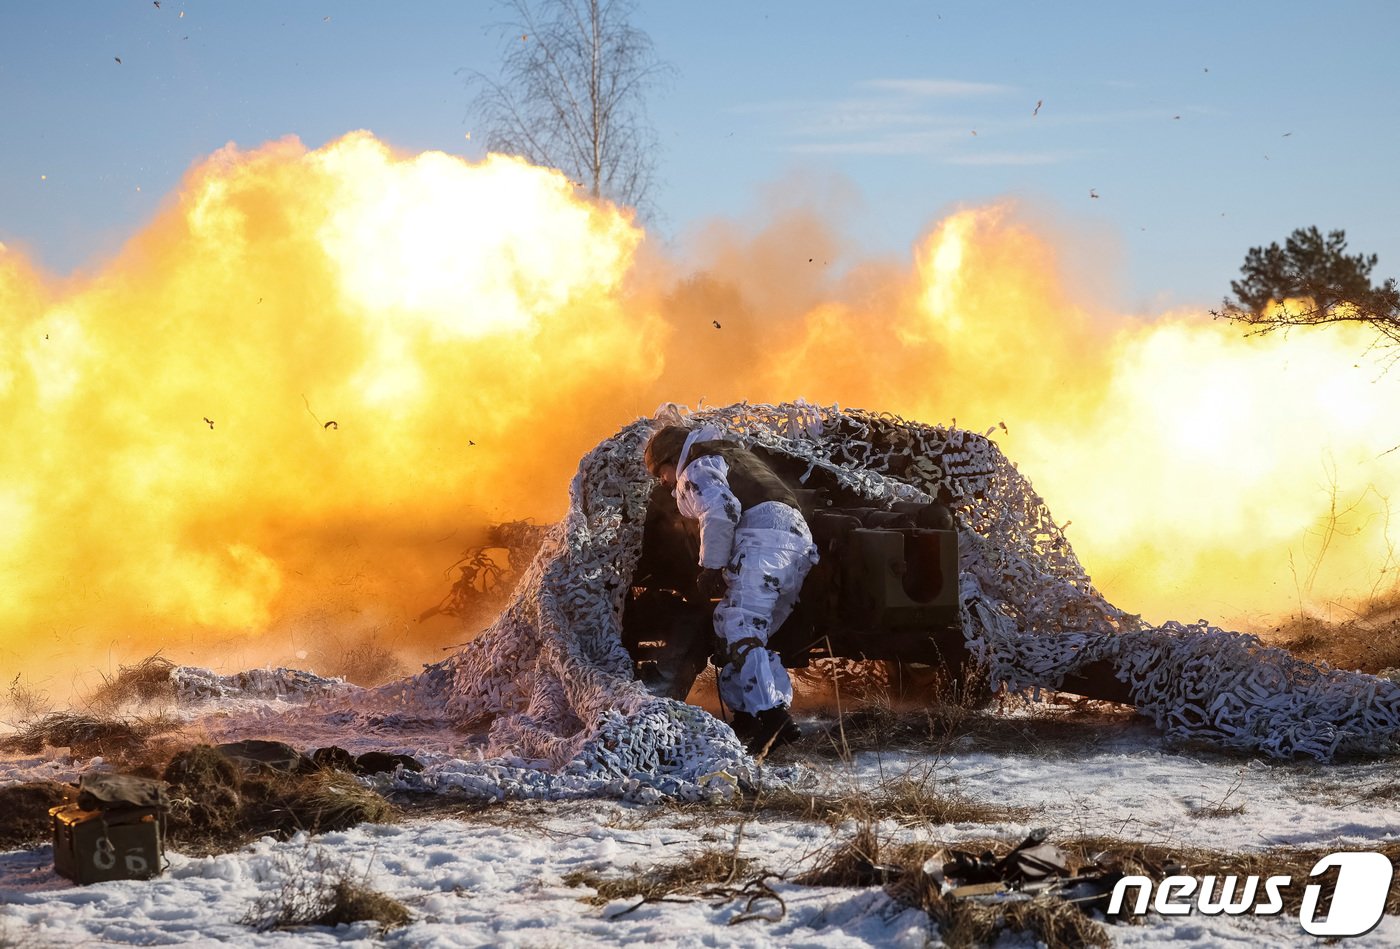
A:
468,0,669,214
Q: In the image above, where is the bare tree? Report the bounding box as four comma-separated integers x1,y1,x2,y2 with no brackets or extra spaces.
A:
1214,227,1400,363
466,0,670,214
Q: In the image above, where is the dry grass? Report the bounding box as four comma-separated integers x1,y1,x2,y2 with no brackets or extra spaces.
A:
794,660,994,720
0,738,405,857
800,691,1141,765
563,845,757,906
793,825,900,887
4,674,51,719
1266,588,1400,674
0,712,181,763
266,770,398,836
787,824,1400,946
1326,779,1400,806
85,655,177,711
752,774,1033,828
1184,774,1248,818
240,848,410,933
912,880,1110,949
163,744,246,854
163,744,398,856
312,634,406,687
794,826,1109,948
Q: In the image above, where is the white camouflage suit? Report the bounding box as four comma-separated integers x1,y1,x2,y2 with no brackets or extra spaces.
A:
674,451,820,714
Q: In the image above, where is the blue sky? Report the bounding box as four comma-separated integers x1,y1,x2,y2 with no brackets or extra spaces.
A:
3,0,1398,312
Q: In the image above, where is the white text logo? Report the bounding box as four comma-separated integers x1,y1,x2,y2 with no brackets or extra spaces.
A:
1107,851,1392,937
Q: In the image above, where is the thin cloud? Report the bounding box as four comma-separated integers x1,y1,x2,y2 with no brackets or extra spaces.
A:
731,76,1124,162
737,76,1012,155
857,78,1012,97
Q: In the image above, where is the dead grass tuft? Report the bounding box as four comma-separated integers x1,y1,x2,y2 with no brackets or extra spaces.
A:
5,674,51,719
563,846,755,906
751,772,1033,828
86,655,177,711
311,878,412,930
312,635,406,687
1184,773,1248,818
240,848,409,933
163,745,247,854
0,781,71,850
914,880,1110,949
0,712,180,762
793,824,899,887
268,770,398,835
163,745,398,855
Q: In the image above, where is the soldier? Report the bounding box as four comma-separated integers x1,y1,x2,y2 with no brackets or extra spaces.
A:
643,424,819,753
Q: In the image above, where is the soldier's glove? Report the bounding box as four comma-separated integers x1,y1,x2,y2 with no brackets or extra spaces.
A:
696,567,728,601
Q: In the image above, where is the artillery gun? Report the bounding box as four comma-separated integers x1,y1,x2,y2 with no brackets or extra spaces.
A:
622,447,1134,708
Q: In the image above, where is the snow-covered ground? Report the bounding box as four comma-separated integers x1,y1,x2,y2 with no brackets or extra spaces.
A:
3,699,1397,947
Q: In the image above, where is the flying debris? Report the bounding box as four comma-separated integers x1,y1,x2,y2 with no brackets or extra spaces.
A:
1033,99,1043,116
202,418,214,429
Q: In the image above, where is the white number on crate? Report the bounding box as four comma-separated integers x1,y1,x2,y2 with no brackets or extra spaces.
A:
91,838,149,874
92,838,117,870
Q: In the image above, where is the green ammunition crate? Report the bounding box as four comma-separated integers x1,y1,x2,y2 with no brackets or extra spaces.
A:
50,804,165,885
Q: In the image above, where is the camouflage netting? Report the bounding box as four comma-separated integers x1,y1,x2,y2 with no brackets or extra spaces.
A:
216,402,1400,801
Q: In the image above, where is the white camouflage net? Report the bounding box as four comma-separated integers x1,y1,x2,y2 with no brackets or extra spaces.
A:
283,402,1400,799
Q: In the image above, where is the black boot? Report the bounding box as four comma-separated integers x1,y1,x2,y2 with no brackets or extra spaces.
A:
747,705,802,756
727,711,759,744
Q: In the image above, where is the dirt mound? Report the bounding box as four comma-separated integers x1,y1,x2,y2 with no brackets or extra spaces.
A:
1264,592,1400,675
0,782,71,850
